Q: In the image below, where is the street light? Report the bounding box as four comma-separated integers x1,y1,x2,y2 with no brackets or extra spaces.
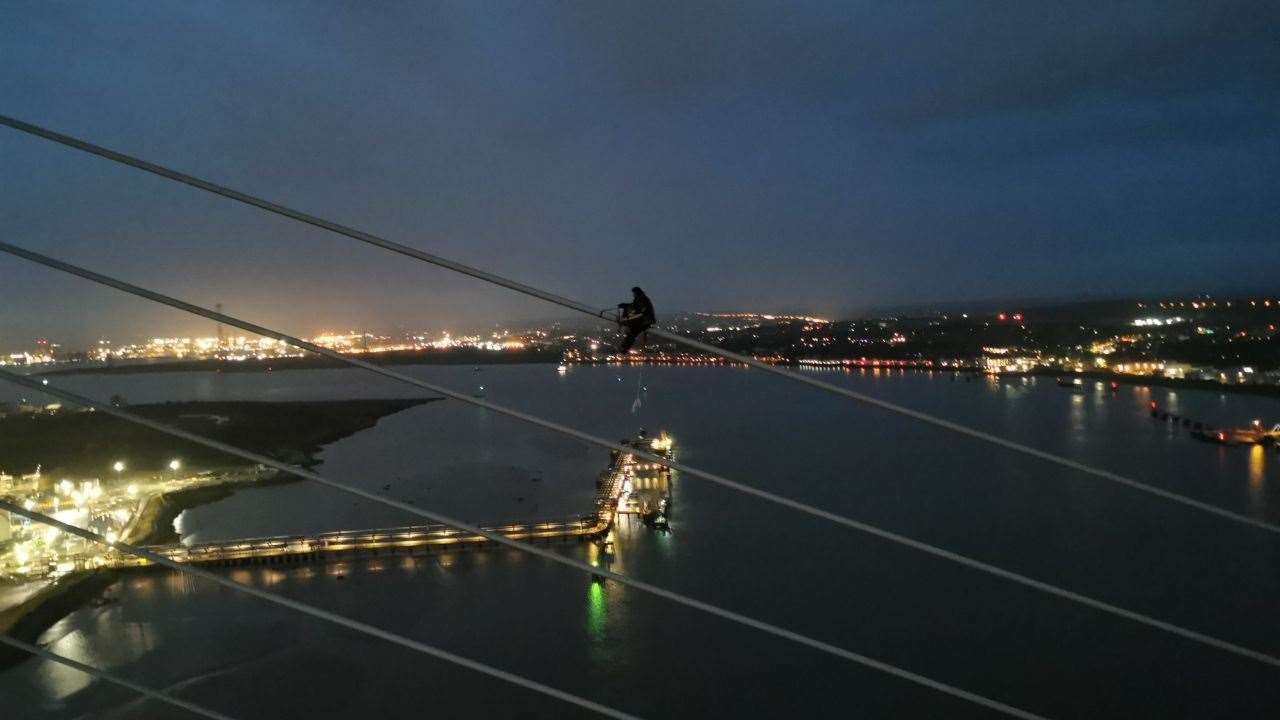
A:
112,461,125,474
168,459,182,472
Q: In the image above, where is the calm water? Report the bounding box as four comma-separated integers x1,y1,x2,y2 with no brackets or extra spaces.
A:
2,365,1279,719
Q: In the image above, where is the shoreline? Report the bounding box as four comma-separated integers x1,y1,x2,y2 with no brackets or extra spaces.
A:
0,474,302,671
34,350,1279,399
123,472,303,546
1020,368,1280,399
0,398,432,668
773,361,1280,399
0,571,119,670
42,348,558,376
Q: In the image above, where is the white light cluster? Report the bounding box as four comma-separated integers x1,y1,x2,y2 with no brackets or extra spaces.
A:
1132,316,1185,327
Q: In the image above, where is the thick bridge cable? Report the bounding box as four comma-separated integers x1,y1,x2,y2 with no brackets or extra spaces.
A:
0,634,239,720
0,371,1052,720
0,114,1273,538
0,498,640,720
2,245,1278,674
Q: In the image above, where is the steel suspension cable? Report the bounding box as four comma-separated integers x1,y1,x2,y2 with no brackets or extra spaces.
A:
2,243,1278,673
0,634,239,720
0,498,640,720
0,114,1273,538
0,372,1049,720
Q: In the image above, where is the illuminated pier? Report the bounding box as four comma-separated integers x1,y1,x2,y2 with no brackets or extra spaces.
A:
102,433,672,569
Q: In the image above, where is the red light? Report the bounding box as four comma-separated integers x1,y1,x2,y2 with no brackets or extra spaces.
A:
1150,401,1157,410
1218,432,1226,441
997,313,1007,321
1012,313,1024,322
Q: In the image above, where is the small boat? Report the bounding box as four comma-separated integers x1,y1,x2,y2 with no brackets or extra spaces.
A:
640,496,670,528
641,508,668,528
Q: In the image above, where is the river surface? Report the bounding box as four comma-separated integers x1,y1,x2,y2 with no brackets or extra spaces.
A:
2,364,1279,719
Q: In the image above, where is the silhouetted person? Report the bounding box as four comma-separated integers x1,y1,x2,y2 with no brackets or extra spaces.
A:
617,286,655,353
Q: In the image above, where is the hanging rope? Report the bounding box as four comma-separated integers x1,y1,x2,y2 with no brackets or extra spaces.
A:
631,365,644,414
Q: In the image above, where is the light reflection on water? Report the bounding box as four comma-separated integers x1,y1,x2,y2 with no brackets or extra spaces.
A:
1069,393,1086,437
586,582,606,644
1248,445,1267,513
34,628,95,700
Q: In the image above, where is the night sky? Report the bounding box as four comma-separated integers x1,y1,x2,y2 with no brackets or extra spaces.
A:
2,2,1277,346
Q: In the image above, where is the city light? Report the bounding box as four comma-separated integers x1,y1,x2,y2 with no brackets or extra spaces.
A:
650,432,674,452
169,459,182,471
2,326,551,368
112,460,125,473
1133,316,1186,327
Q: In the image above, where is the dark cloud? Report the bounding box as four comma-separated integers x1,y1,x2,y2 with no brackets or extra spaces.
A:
0,2,1276,346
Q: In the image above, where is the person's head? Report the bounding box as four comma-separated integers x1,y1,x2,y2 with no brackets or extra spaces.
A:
632,286,644,297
